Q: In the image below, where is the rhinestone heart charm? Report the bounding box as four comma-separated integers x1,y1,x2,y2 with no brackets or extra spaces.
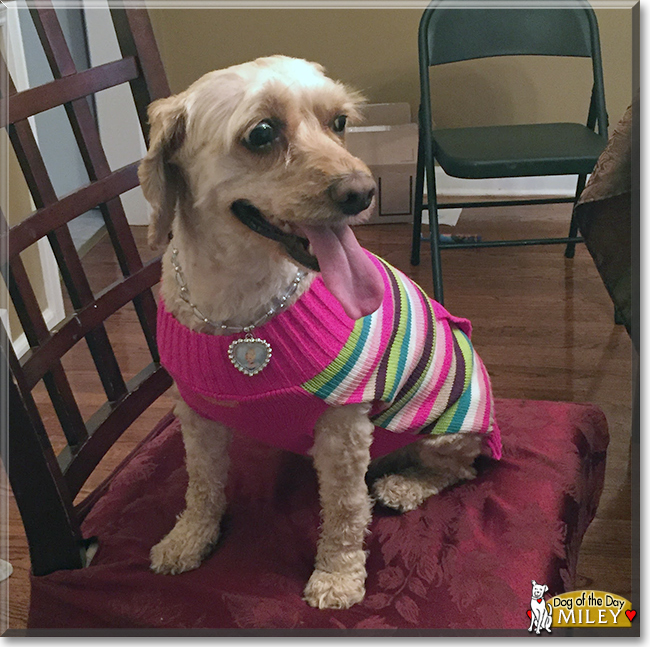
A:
228,336,272,376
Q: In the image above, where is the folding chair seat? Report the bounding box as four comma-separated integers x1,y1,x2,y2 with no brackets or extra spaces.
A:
432,123,607,180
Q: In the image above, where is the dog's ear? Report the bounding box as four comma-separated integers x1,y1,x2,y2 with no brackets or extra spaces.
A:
543,585,548,593
139,95,187,249
532,580,536,586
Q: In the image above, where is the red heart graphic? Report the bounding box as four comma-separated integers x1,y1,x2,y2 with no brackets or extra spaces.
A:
527,610,532,619
625,610,636,622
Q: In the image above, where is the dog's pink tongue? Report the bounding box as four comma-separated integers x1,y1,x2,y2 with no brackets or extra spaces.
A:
300,223,384,320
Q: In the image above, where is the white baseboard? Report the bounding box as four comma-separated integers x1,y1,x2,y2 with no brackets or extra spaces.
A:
423,168,580,226
434,167,579,197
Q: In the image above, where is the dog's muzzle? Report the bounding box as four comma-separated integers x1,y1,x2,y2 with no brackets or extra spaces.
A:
230,200,320,271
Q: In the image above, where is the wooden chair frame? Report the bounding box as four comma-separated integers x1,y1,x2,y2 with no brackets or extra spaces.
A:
0,1,172,576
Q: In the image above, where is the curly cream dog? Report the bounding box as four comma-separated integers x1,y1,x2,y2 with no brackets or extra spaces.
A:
139,56,500,610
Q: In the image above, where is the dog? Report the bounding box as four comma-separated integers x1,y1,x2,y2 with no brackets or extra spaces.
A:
528,581,553,634
139,55,501,610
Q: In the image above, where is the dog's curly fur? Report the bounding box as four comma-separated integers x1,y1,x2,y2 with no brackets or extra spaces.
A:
140,56,482,609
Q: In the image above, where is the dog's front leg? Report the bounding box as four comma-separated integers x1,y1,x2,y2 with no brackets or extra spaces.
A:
304,404,374,609
151,396,231,575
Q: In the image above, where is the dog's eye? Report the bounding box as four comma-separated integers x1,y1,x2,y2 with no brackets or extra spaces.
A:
332,115,347,134
245,120,279,151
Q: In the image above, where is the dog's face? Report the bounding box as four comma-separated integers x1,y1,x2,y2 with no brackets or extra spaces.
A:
140,56,384,320
531,581,548,599
140,56,375,241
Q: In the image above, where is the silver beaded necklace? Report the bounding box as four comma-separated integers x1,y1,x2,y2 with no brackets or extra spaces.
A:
171,247,306,376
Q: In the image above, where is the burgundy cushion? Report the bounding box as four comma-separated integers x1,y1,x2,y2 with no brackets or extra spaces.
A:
28,399,607,630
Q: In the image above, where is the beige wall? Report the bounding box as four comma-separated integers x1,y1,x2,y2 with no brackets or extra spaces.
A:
149,5,633,132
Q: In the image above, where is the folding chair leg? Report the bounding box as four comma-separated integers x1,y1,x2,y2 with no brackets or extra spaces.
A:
429,214,444,305
426,170,444,304
565,174,587,259
411,126,426,266
614,307,625,326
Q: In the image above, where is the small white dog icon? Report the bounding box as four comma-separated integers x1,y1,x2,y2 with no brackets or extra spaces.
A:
528,580,552,634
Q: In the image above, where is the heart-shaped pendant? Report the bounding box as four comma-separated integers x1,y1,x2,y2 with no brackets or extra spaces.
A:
228,336,272,376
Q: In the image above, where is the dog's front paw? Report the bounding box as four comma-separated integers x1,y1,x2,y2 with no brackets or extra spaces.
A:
304,569,366,609
150,517,219,575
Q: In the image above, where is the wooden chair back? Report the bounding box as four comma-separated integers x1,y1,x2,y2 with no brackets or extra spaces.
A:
1,1,171,575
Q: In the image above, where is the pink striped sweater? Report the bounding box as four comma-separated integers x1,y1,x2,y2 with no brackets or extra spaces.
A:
157,254,501,460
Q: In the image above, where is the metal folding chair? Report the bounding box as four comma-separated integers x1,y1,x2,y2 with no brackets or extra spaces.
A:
411,0,608,304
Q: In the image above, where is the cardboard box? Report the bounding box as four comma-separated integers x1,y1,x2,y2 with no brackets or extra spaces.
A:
361,102,412,126
347,103,418,224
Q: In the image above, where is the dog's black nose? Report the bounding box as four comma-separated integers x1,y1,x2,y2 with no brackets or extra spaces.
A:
329,172,376,216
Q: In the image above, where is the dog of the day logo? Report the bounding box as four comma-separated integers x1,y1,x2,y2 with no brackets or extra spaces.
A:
527,583,636,631
550,590,636,627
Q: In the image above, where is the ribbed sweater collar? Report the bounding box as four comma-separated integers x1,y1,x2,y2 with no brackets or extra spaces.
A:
157,272,360,398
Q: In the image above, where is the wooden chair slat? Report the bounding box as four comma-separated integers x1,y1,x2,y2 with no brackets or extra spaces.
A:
2,56,91,299
1,319,45,426
7,378,86,576
4,57,140,127
97,196,161,362
1,209,51,345
5,57,129,403
110,7,172,143
5,262,48,345
60,364,173,498
9,119,129,404
2,211,89,446
27,3,78,78
1,327,85,576
29,5,160,362
5,162,140,261
5,260,89,447
20,258,162,390
2,330,28,405
5,127,57,213
41,366,90,448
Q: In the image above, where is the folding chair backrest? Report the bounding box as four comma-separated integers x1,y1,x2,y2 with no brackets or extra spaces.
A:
1,1,171,575
418,0,607,135
421,5,597,65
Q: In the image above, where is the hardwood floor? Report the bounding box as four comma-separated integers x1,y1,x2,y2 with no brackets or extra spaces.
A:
2,203,634,630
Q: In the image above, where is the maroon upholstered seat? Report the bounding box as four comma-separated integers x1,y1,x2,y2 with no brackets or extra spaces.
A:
28,398,607,631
